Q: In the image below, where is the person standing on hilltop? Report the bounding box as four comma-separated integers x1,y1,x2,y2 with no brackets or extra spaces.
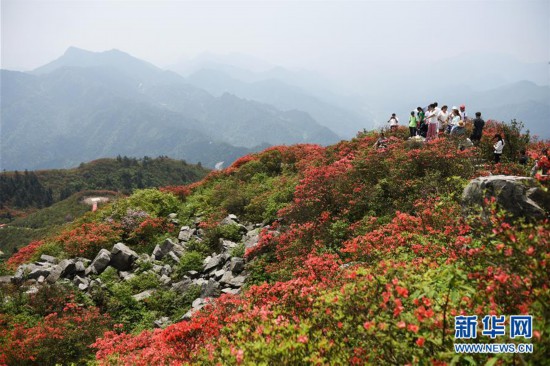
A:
438,105,449,135
425,104,438,141
460,104,468,122
493,134,505,163
388,113,399,132
470,112,485,142
449,108,462,134
408,111,417,137
416,107,427,137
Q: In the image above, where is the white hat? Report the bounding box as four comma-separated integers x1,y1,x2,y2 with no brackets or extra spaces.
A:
452,106,458,110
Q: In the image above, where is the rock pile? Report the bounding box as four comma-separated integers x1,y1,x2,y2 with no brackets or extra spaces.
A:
6,214,276,326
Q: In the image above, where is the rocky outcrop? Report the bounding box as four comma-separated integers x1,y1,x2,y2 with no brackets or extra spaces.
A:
85,249,112,276
5,214,280,325
110,243,139,271
462,175,549,221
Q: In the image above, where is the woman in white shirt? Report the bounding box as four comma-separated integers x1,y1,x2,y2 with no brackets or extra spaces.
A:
449,109,461,134
493,134,505,163
425,104,438,141
438,105,449,135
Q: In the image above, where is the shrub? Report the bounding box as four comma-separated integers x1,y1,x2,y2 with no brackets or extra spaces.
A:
126,217,176,252
56,222,123,259
1,302,110,365
230,243,245,258
6,240,46,270
109,189,181,220
174,251,206,279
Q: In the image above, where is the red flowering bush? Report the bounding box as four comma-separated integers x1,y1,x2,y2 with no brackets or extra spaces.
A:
126,217,176,250
6,240,46,270
56,222,123,258
1,302,110,365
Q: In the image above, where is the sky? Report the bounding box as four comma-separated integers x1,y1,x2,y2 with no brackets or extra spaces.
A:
2,0,549,82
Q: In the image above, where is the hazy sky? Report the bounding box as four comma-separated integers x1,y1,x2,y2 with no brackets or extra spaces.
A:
2,0,549,79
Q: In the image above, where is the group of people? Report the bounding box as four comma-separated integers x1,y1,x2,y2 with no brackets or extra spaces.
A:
383,103,549,175
389,103,484,141
386,102,505,162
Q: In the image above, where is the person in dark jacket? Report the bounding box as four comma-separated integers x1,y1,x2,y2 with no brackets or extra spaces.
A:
470,112,485,142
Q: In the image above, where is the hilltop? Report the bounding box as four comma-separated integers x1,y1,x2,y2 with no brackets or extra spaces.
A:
0,156,208,257
0,122,548,365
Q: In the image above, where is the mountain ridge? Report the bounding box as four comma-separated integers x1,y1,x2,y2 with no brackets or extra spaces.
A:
2,48,340,170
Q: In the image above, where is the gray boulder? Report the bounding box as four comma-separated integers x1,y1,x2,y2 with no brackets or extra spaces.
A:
192,297,205,308
160,274,172,285
219,271,234,285
172,278,193,294
47,259,76,283
203,254,225,272
12,265,28,284
161,264,173,277
167,251,180,263
85,249,112,276
39,254,58,264
200,279,221,298
187,270,200,279
28,265,52,280
110,243,138,271
221,240,238,251
462,175,549,221
229,258,245,274
244,229,260,250
154,317,171,328
73,275,89,288
181,298,205,321
74,261,86,274
152,238,177,260
229,275,247,288
133,289,155,301
212,269,225,281
222,288,241,295
178,226,195,242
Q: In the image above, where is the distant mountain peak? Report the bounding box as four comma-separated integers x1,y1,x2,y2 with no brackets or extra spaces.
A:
32,46,161,76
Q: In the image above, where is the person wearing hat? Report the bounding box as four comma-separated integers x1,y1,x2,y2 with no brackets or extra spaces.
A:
447,106,459,133
459,104,468,122
450,119,466,136
448,108,461,133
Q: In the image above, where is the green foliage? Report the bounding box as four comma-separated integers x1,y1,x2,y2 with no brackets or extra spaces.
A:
184,239,211,256
174,251,206,279
204,224,245,251
31,240,65,261
108,189,181,220
146,285,201,320
125,272,161,293
230,242,245,258
1,156,208,206
0,190,118,256
478,119,530,163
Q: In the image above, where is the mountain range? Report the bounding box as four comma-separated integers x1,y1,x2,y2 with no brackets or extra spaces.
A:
2,48,548,173
1,47,341,171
